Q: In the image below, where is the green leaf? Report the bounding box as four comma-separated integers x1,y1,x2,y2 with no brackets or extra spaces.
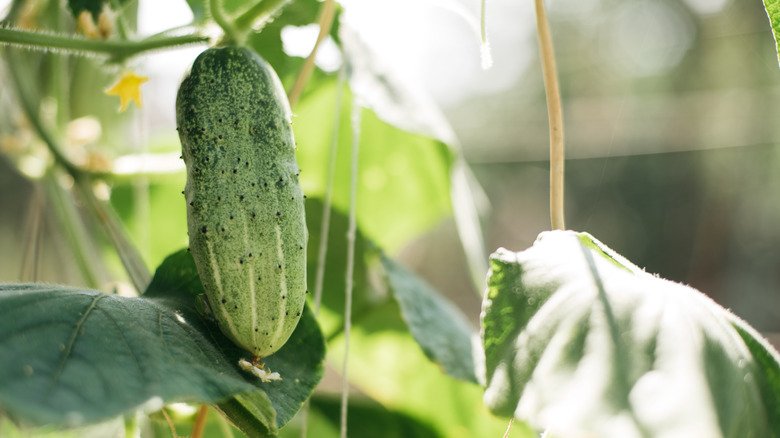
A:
0,250,324,432
381,255,478,384
764,0,780,67
0,282,250,427
481,230,780,437
147,250,327,434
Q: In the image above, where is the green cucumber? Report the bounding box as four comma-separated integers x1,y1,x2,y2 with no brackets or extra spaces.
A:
177,46,307,364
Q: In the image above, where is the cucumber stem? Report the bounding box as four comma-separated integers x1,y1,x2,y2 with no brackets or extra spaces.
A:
534,0,565,230
0,27,209,61
233,0,292,33
209,0,242,45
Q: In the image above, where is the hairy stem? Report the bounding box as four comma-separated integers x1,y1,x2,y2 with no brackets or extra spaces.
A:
209,0,241,44
0,27,209,61
534,0,565,230
288,0,337,109
233,0,291,33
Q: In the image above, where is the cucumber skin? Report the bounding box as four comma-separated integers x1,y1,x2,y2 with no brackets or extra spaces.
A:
177,47,307,358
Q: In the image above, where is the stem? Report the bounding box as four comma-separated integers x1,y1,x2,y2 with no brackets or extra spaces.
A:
502,417,514,438
209,0,241,44
0,27,209,61
5,48,81,178
160,408,179,438
191,405,209,438
5,48,151,292
288,0,337,109
233,0,291,33
340,96,361,438
534,0,565,230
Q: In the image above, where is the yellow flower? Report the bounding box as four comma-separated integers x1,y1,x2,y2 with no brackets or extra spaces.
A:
105,72,149,112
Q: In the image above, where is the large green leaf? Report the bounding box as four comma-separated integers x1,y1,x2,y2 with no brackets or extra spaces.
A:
381,255,478,384
481,230,780,438
0,250,324,434
764,0,780,67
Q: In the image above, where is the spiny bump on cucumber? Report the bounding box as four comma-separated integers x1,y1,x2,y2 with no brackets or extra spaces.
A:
177,46,308,376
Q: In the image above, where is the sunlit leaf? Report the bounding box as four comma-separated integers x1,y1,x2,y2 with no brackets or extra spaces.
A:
0,250,324,433
481,230,780,438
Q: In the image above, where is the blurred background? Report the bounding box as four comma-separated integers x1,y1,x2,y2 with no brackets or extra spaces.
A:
341,0,780,336
1,0,780,434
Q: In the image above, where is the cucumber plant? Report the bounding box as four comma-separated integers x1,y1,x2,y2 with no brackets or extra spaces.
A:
3,1,780,438
177,46,307,381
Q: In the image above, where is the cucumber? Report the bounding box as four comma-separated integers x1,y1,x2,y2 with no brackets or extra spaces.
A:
177,46,307,367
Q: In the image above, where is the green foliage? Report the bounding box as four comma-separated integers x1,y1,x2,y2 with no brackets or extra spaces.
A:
0,250,324,434
6,0,779,437
482,230,780,437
